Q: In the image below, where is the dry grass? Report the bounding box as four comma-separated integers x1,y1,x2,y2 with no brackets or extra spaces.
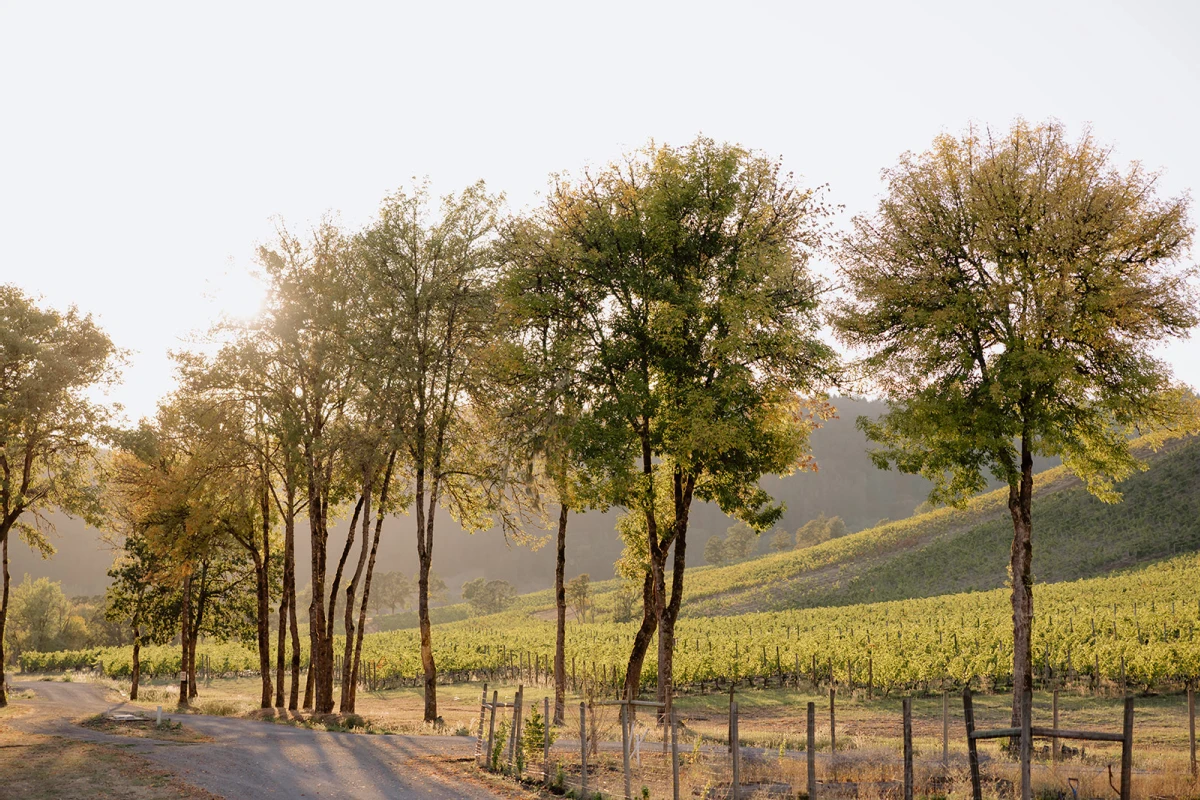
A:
79,713,213,743
0,722,220,800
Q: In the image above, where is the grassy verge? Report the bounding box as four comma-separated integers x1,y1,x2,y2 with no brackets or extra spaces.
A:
80,713,212,743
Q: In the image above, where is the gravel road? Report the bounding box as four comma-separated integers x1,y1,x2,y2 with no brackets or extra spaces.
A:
6,680,520,800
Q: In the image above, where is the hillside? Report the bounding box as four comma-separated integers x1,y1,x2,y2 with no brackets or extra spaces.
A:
10,397,946,598
467,434,1197,625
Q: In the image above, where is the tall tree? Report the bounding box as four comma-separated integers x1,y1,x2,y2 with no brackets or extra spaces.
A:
512,138,836,718
355,183,501,722
832,120,1200,737
256,221,358,714
0,285,119,706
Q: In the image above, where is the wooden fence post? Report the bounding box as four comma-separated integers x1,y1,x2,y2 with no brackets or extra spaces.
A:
807,701,816,800
474,682,488,764
963,687,982,800
903,697,913,800
1052,687,1060,764
621,699,632,800
942,689,949,767
671,708,680,800
486,690,498,771
1020,688,1032,800
1188,681,1197,779
580,702,588,797
829,687,837,780
731,700,740,800
1120,696,1133,800
543,696,551,788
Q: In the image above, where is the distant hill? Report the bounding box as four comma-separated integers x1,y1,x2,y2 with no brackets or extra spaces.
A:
536,434,1198,620
11,396,951,599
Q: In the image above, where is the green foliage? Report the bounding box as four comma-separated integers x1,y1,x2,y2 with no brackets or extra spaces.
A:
834,120,1199,507
565,574,591,622
491,720,509,771
521,703,555,762
462,578,517,616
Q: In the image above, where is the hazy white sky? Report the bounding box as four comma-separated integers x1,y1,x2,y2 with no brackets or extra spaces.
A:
2,0,1198,422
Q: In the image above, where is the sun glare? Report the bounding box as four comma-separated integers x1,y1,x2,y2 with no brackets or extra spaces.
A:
206,267,267,323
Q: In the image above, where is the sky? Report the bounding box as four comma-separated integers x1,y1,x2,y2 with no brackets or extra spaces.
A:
2,0,1198,423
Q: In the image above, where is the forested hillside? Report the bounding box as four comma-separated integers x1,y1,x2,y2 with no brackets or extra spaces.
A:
10,397,947,598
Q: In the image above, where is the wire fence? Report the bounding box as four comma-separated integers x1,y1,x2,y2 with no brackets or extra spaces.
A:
475,682,1200,800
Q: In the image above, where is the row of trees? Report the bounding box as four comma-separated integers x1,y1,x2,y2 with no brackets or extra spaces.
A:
2,121,1196,733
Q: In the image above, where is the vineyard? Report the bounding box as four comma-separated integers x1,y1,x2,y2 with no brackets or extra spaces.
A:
25,552,1200,694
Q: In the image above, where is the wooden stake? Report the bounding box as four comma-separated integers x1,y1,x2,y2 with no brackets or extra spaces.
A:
963,687,982,800
1052,688,1060,764
671,708,680,800
486,690,498,771
903,697,913,800
942,689,949,767
1020,688,1032,800
474,682,488,764
580,702,588,797
1120,696,1134,800
731,700,740,800
621,699,632,800
1189,682,1197,779
829,687,837,780
807,701,816,800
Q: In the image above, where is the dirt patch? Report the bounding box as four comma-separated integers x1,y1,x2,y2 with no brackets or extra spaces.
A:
80,713,213,743
0,722,219,799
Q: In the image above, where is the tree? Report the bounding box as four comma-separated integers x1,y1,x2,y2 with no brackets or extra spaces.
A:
769,528,792,552
513,138,836,717
703,535,728,566
354,183,502,721
371,571,413,614
5,576,70,657
565,574,591,622
833,120,1200,736
723,522,758,560
461,578,517,616
0,285,119,706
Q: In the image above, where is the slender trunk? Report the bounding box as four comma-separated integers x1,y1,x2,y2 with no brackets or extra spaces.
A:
275,566,288,708
256,478,273,709
553,504,568,725
658,471,695,722
1009,437,1035,731
327,495,366,645
286,505,300,710
254,551,272,708
307,445,331,713
415,462,441,722
340,484,373,711
346,452,396,713
1,525,11,708
130,623,141,701
623,571,657,700
303,599,315,710
179,573,191,707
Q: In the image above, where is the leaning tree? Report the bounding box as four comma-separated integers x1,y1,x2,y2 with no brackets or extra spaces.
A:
833,120,1199,739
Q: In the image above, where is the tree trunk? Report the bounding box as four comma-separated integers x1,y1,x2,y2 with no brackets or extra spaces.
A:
284,501,300,710
345,452,396,713
0,524,10,708
1009,438,1035,732
553,503,568,725
623,571,657,700
303,600,315,710
256,478,273,709
179,572,191,707
254,551,273,709
658,471,695,723
340,484,373,712
130,624,141,701
275,571,288,708
307,451,332,713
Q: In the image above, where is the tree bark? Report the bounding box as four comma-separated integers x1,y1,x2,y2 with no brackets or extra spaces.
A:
623,571,657,700
284,501,301,710
0,524,10,708
256,479,273,709
1009,437,1035,733
179,572,191,707
658,470,695,722
553,503,568,725
345,451,395,713
130,623,141,701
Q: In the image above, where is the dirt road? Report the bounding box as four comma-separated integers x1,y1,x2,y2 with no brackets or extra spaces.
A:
6,680,523,800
